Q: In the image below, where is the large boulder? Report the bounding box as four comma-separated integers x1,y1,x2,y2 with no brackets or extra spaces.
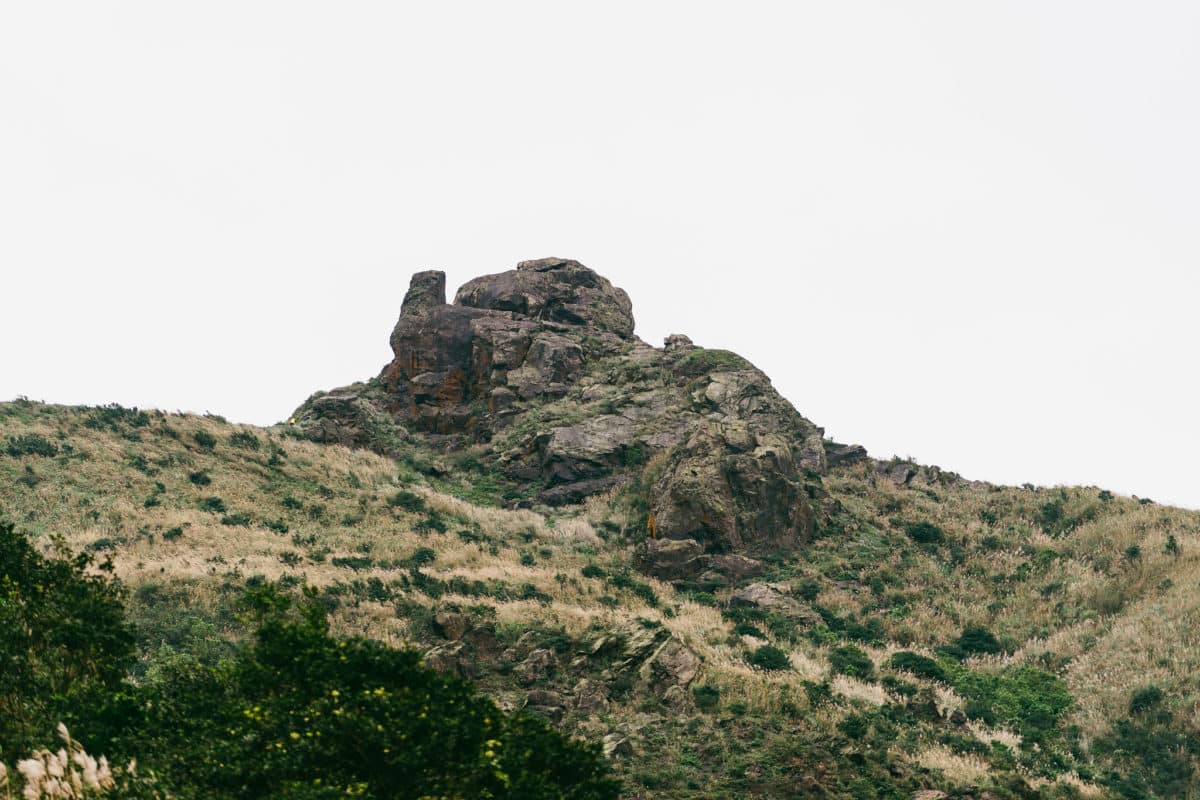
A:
649,422,816,554
637,538,706,580
456,257,635,338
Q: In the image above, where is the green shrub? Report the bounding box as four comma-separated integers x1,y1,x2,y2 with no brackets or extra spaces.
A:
608,572,658,606
889,651,946,682
956,626,1002,656
904,521,944,545
199,496,227,513
281,495,303,510
837,713,869,739
84,403,151,430
221,513,252,527
193,430,217,449
950,664,1072,744
747,644,791,671
388,490,426,512
674,348,752,377
229,431,261,450
407,547,437,568
1036,501,1065,532
163,526,184,541
796,578,822,601
692,684,721,711
414,511,448,534
188,470,212,486
1129,685,1164,715
104,585,621,799
1095,716,1199,799
5,433,59,457
581,563,606,579
331,556,374,571
829,645,875,680
0,518,135,754
734,622,766,638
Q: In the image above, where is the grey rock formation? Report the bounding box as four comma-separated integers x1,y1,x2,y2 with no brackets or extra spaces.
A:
293,257,834,561
730,582,802,613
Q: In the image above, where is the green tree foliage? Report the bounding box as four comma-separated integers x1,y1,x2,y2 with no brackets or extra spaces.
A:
949,665,1072,745
101,585,617,799
1,520,618,799
0,519,135,758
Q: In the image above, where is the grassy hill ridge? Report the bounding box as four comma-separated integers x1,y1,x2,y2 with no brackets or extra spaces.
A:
3,398,1200,799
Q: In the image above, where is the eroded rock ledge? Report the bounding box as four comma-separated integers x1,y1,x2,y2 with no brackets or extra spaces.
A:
293,257,847,561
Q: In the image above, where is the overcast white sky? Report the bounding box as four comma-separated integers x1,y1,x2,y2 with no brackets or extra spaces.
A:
2,2,1198,507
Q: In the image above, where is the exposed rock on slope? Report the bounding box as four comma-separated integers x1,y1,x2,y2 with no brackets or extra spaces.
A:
293,258,834,559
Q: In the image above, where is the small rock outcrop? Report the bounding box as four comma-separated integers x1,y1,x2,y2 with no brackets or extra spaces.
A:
293,257,834,561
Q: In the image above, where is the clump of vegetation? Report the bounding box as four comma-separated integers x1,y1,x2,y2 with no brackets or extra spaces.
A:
228,430,261,450
955,625,1003,656
889,651,946,682
829,645,875,680
692,684,721,711
904,520,944,545
192,430,217,449
0,518,620,799
388,489,426,512
1128,685,1164,715
0,518,134,754
188,469,211,486
5,433,58,457
673,347,752,377
949,664,1072,745
198,496,227,513
747,644,791,671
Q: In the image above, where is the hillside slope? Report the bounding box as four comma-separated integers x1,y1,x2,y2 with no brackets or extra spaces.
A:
3,260,1198,800
4,398,1199,798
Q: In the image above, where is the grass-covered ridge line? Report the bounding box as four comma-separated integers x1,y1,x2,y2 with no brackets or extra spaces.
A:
4,398,1200,798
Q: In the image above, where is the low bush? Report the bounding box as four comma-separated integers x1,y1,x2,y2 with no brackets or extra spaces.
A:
5,433,58,457
747,644,791,671
950,664,1072,744
388,490,426,512
1129,685,1164,715
692,684,721,711
198,496,227,513
956,626,1002,656
904,521,944,545
828,645,875,680
889,651,946,682
229,431,261,450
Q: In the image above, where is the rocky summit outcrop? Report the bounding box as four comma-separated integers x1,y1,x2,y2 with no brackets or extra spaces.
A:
292,257,846,564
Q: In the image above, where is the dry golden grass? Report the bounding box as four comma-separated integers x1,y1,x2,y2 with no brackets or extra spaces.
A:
914,743,993,786
831,675,891,707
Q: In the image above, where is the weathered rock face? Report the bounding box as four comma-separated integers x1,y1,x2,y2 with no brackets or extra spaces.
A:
293,257,846,561
456,257,635,338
